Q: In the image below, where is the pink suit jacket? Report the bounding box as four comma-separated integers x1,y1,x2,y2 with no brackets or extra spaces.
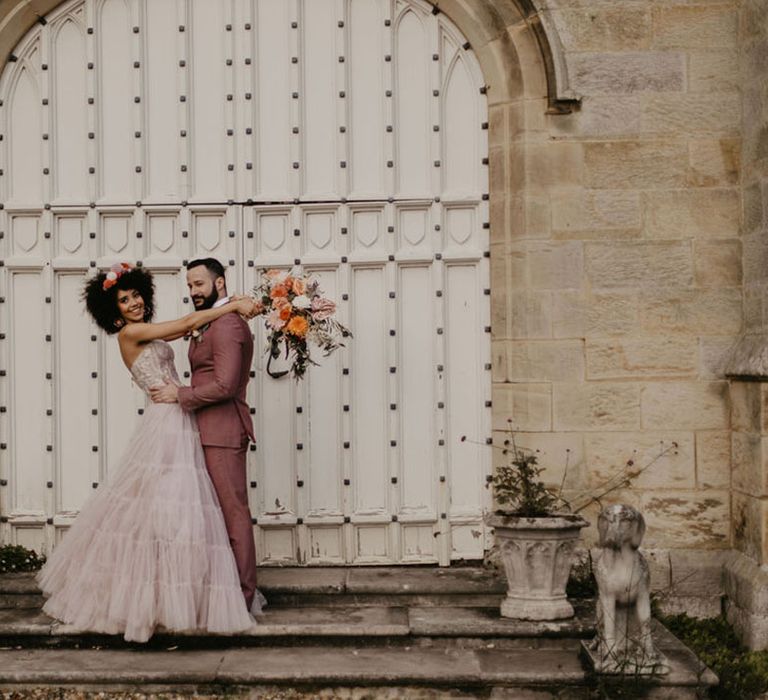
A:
177,313,255,448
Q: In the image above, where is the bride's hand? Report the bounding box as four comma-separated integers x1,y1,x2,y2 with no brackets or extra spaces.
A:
233,296,259,320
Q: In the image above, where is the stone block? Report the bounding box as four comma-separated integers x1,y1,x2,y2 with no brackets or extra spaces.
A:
668,549,729,597
492,382,552,432
744,287,763,332
522,194,552,239
640,490,729,549
640,381,729,430
585,241,693,289
488,105,507,149
584,141,689,190
519,143,585,190
639,288,742,336
508,98,548,144
732,492,768,564
688,49,739,93
695,430,731,490
584,431,695,490
507,340,585,382
553,8,651,52
723,549,768,615
527,241,584,290
506,243,528,291
489,192,508,243
475,36,522,106
742,233,768,287
587,292,640,336
513,431,586,492
731,432,766,496
552,291,586,339
641,93,740,135
741,0,768,42
742,181,764,236
726,599,768,651
643,189,740,239
547,95,642,138
693,239,742,288
724,332,768,377
553,382,641,431
652,5,738,49
508,195,550,242
489,146,507,200
657,595,722,620
551,189,641,235
570,51,685,96
688,139,740,187
509,290,553,339
699,336,739,381
491,288,509,339
730,382,762,433
586,336,697,380
492,340,509,383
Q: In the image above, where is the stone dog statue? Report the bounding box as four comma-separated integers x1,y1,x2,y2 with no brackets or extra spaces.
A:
586,504,669,674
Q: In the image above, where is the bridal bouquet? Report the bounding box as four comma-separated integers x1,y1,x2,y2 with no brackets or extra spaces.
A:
252,268,351,379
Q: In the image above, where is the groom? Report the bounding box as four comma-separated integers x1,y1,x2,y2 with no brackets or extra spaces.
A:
149,258,259,612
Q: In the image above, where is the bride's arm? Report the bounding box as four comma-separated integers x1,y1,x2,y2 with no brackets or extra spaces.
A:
120,297,256,344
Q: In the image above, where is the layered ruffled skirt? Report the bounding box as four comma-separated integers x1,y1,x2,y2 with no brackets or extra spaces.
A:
37,403,257,642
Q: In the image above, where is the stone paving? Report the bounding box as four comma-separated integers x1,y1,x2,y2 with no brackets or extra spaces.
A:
0,568,716,698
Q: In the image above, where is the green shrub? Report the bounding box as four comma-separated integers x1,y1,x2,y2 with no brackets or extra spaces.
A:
0,544,45,573
659,613,768,700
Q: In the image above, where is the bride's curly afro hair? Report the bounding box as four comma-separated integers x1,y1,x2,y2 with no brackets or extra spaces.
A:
83,266,156,334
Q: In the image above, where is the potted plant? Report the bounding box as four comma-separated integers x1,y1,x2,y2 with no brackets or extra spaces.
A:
482,430,588,621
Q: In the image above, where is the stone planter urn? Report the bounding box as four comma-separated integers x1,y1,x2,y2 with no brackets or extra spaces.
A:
486,512,589,620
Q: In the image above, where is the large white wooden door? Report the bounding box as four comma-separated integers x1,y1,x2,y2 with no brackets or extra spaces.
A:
0,0,491,565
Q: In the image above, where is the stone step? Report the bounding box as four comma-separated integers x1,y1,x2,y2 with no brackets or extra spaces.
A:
0,601,595,649
0,624,716,698
0,567,508,611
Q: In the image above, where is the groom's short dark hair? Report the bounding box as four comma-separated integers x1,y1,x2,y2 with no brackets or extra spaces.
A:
187,258,226,284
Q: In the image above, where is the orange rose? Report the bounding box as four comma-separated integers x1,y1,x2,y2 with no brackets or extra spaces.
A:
285,315,308,337
292,278,307,295
270,284,289,299
279,304,292,321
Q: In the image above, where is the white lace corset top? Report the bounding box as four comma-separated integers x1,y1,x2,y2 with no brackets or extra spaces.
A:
129,340,181,394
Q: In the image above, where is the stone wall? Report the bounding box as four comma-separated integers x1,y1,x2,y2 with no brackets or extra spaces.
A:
720,0,768,650
490,0,741,561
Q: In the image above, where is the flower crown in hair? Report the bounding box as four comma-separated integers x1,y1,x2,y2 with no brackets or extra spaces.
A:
103,262,133,291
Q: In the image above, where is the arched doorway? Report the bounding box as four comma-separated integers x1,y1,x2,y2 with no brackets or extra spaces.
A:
0,0,491,565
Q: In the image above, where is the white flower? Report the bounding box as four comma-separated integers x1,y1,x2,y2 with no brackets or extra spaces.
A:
106,271,118,281
292,294,311,309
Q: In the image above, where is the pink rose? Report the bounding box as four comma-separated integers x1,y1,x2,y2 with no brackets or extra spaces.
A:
266,309,287,330
311,297,336,321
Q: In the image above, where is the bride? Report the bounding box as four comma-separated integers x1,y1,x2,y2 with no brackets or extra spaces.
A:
37,263,265,642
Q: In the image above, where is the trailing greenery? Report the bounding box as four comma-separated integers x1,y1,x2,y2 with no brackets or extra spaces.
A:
0,543,45,573
659,613,768,700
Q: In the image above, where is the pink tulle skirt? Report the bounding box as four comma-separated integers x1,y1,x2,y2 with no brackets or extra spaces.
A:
37,403,256,642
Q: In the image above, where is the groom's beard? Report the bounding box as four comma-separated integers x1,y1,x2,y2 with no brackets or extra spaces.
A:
192,288,220,310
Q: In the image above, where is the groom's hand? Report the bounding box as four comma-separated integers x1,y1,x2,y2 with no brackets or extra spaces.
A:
150,382,179,404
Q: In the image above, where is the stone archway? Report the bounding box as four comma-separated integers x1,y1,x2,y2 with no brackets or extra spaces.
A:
0,0,564,566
